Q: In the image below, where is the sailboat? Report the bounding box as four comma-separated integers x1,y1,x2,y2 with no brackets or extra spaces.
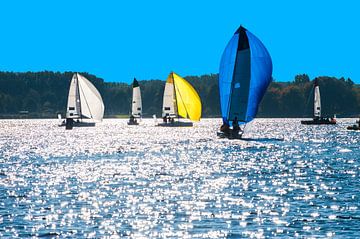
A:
347,118,360,130
158,72,201,127
128,78,142,125
217,26,272,139
301,79,336,125
60,73,105,129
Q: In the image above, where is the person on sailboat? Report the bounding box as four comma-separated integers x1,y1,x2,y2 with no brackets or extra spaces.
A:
129,115,135,123
65,118,74,130
233,117,239,128
232,117,241,136
220,122,230,134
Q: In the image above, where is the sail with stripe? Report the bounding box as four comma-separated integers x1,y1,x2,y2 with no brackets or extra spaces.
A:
219,26,272,126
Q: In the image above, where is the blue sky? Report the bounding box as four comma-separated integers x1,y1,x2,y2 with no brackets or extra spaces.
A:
0,0,359,83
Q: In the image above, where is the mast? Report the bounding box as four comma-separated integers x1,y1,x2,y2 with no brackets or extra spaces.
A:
75,73,82,121
131,78,135,117
172,72,178,118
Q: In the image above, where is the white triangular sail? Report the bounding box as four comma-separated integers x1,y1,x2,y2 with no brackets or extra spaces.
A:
131,80,142,118
66,73,105,122
66,74,81,118
314,83,321,118
162,78,177,118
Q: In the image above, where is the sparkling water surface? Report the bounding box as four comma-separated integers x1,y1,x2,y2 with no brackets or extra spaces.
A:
0,118,359,238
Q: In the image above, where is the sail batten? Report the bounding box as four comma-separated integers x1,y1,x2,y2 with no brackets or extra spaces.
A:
219,26,272,125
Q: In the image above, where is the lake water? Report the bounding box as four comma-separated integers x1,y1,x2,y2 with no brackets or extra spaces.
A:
0,118,359,238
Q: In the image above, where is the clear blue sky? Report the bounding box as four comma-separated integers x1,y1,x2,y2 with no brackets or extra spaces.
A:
0,0,359,83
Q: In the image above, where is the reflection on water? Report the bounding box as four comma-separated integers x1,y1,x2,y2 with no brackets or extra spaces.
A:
0,118,359,238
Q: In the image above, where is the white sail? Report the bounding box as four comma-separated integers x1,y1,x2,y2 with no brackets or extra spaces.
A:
162,80,177,118
66,74,81,118
131,82,142,118
314,84,321,118
76,73,105,122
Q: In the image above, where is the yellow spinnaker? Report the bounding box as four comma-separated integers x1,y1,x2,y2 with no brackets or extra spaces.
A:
170,72,202,121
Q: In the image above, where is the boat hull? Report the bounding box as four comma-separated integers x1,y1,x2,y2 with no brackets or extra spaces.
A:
157,121,193,127
59,121,96,127
301,119,336,125
217,131,243,140
347,125,360,130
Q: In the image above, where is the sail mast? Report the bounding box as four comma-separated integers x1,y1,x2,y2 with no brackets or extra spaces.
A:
171,73,178,118
171,73,180,119
75,73,82,121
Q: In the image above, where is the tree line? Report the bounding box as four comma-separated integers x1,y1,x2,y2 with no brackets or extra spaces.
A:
0,71,359,118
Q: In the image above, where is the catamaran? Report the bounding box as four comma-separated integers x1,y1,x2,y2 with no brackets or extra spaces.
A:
217,26,272,139
301,79,336,125
158,72,201,127
59,73,105,129
128,78,142,125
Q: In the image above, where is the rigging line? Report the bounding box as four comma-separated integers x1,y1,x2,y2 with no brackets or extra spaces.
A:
173,75,191,119
78,79,94,120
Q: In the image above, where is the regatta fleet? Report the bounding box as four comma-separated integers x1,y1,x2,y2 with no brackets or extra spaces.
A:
57,25,359,135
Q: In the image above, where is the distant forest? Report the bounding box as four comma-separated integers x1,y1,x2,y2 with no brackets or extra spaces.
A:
0,71,359,118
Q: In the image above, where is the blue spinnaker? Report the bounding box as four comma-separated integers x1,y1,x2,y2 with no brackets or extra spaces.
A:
219,26,272,125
